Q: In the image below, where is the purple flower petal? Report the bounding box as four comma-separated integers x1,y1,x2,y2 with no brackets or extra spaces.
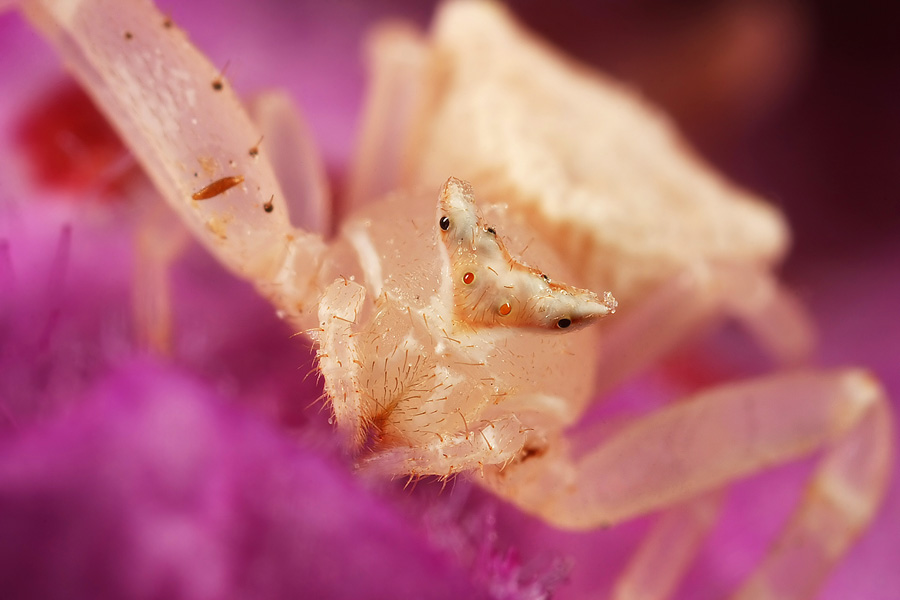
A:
0,361,481,600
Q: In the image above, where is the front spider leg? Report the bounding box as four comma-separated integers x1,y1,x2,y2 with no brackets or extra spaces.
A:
484,369,892,599
362,413,529,478
21,0,327,324
311,278,369,447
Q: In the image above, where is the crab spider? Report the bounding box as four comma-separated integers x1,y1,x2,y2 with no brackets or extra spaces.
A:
16,0,892,598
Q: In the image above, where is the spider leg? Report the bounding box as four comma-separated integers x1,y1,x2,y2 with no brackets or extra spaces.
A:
612,491,724,600
484,369,892,599
733,379,892,600
21,0,328,326
592,264,815,398
360,413,528,477
311,278,368,447
592,267,727,398
346,23,428,215
248,90,331,236
131,185,189,355
721,267,816,367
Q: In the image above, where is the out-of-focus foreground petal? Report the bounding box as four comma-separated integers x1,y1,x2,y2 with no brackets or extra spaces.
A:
0,361,481,600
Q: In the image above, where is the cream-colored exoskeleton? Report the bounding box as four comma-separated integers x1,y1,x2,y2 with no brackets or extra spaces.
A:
17,0,893,598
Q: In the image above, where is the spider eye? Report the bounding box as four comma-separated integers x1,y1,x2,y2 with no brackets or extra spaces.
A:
439,216,450,231
557,318,571,329
486,226,496,235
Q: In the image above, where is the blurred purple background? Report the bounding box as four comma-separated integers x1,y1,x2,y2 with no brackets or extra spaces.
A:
0,1,897,598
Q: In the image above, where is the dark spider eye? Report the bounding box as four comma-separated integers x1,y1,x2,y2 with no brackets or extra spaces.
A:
541,274,549,281
486,226,496,235
439,216,450,231
557,318,571,329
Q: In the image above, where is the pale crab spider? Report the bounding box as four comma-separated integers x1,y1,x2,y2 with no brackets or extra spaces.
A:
17,0,893,598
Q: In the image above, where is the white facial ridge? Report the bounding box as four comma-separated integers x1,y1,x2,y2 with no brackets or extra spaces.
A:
437,177,617,331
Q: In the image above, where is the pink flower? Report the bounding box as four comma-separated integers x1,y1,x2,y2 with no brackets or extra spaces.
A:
0,362,483,599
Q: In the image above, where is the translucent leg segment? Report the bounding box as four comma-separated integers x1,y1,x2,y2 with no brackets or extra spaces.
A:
22,0,327,323
249,90,331,236
346,23,428,215
612,492,725,600
484,369,890,600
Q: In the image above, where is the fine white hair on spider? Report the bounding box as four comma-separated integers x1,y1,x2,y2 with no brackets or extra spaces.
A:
15,0,893,598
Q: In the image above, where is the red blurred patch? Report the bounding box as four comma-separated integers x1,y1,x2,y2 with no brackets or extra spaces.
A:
658,326,772,397
16,80,136,199
660,354,733,394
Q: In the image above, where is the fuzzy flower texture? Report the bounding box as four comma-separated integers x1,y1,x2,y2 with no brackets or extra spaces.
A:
0,1,898,599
